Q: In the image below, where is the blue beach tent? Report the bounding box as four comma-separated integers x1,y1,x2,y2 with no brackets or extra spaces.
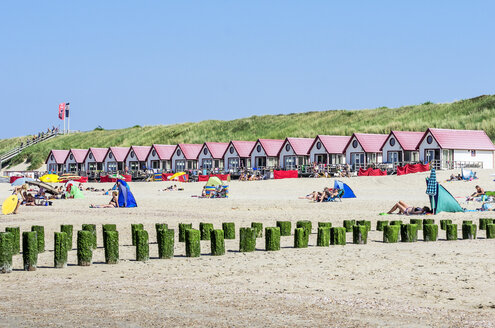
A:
117,179,137,208
333,180,356,198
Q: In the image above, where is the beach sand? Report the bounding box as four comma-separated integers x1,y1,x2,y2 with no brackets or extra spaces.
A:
0,169,494,327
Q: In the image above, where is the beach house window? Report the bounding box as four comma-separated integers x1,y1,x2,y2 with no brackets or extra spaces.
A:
352,140,358,148
89,153,93,160
389,138,396,147
214,160,220,169
129,161,139,171
284,156,297,169
388,152,399,163
285,144,291,152
109,153,113,159
316,142,322,150
88,163,97,171
50,154,54,161
256,145,262,153
186,160,197,170
315,154,327,164
97,163,103,171
229,147,234,154
255,156,266,168
367,153,377,163
161,161,168,170
175,160,185,172
177,149,182,156
426,136,433,144
69,163,77,172
351,153,365,166
107,162,117,172
48,163,57,172
152,150,156,157
202,159,212,169
203,148,208,155
228,158,239,169
130,151,135,158
471,150,476,157
151,161,160,169
70,154,74,160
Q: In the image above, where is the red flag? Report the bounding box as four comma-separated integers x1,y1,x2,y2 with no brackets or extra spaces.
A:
58,103,65,120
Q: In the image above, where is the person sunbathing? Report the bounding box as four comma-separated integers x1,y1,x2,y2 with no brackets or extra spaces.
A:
387,201,431,215
23,192,37,206
90,191,119,208
468,185,485,200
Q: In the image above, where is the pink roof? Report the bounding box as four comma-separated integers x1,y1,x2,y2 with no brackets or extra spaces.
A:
227,141,256,158
255,139,285,157
345,133,388,153
204,142,229,159
45,150,70,164
177,144,202,160
69,149,89,163
129,146,151,161
87,148,108,162
150,144,175,160
425,128,495,150
312,135,351,154
108,147,130,162
380,131,424,151
283,138,314,156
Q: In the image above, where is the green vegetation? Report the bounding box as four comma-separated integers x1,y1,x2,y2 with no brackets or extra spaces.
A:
376,220,388,231
210,229,225,256
486,224,495,239
383,225,400,243
446,224,458,241
356,220,371,232
77,230,93,266
104,231,119,264
102,224,117,247
479,218,493,230
54,232,68,268
5,227,20,254
316,227,330,247
222,222,236,240
82,224,97,249
5,95,495,170
318,222,332,229
157,229,174,259
0,232,13,273
61,225,73,250
353,225,368,244
276,221,292,236
251,222,263,238
294,228,308,248
400,224,418,242
31,226,45,253
265,227,281,251
423,224,438,242
199,222,214,241
462,224,477,240
22,231,38,271
330,227,346,245
409,219,423,230
440,219,452,230
178,223,192,242
185,229,200,257
343,220,355,232
136,230,149,261
131,224,144,245
239,228,256,252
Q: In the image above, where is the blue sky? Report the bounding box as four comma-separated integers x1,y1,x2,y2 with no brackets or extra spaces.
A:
1,1,494,139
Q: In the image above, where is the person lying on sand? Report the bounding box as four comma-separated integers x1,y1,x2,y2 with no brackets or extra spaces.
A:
90,191,119,208
447,174,462,181
161,185,178,191
467,185,485,200
387,201,431,215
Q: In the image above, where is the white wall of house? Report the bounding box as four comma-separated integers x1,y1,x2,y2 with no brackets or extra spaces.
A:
171,148,186,172
250,142,278,168
309,138,328,165
278,141,309,168
345,136,365,165
46,158,62,173
125,151,146,171
453,150,494,169
147,149,170,171
103,151,120,172
85,152,104,171
381,135,403,163
197,146,222,169
65,153,82,173
224,145,239,170
418,132,440,163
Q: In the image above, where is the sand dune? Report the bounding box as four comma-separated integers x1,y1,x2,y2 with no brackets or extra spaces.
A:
0,169,494,327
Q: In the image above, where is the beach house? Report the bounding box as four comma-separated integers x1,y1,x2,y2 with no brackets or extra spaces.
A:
380,131,423,164
171,144,203,172
146,144,176,171
344,133,388,168
125,146,151,171
65,149,89,173
417,128,495,169
197,142,229,170
308,135,350,165
45,150,70,174
278,138,313,169
84,147,109,172
223,141,256,171
250,139,284,169
103,147,130,172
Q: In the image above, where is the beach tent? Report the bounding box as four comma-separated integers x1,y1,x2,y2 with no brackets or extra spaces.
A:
204,176,229,198
333,180,356,198
426,169,463,214
117,179,137,208
205,176,223,187
461,168,477,181
69,185,84,199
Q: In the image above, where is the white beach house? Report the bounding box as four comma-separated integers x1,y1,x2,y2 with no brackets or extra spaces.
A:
278,138,313,169
45,150,70,174
250,139,284,169
65,149,89,173
223,141,256,171
380,131,423,164
146,144,176,171
85,147,109,172
124,146,151,171
171,144,203,172
103,147,130,172
197,142,229,170
343,133,388,168
308,135,350,165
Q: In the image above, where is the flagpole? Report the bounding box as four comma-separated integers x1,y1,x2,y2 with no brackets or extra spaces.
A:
67,103,70,134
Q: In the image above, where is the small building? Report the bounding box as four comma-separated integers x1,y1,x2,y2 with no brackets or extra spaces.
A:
250,139,284,169
45,150,70,174
197,142,229,170
171,144,203,172
223,141,256,171
417,128,495,169
125,146,151,171
146,144,176,171
65,149,89,173
308,135,350,165
85,147,109,172
344,133,388,168
278,138,314,169
380,131,423,163
103,147,130,172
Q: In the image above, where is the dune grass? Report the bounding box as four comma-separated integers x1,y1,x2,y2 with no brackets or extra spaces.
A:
3,95,495,170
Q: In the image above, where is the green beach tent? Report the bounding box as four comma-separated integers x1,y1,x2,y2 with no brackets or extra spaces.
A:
425,169,463,214
69,185,85,199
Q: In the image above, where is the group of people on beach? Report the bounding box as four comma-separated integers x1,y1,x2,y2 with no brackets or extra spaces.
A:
239,172,264,181
299,187,341,202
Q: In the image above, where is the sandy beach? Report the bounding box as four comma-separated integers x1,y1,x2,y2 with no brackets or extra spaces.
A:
0,169,494,327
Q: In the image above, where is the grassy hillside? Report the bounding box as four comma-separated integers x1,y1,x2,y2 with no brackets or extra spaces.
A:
3,95,495,170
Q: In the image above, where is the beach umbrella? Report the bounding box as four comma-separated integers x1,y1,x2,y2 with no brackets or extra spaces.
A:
110,174,125,180
426,168,438,196
2,195,18,215
40,174,59,183
205,176,223,187
11,177,34,186
168,172,186,180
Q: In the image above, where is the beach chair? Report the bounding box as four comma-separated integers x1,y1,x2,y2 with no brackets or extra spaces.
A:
325,189,344,202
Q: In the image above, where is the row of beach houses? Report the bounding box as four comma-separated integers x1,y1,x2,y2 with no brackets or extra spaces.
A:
45,128,495,174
